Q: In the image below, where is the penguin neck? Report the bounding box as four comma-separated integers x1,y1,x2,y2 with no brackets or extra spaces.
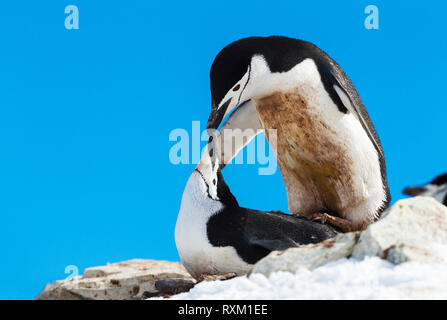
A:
195,144,219,188
195,144,238,208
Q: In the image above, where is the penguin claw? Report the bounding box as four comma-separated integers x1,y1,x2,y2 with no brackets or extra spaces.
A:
311,213,353,233
311,213,328,223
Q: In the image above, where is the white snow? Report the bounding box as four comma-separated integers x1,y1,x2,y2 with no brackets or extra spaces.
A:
165,257,447,300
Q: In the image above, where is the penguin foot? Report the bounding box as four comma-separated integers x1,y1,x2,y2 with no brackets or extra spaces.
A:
197,273,237,282
311,213,353,232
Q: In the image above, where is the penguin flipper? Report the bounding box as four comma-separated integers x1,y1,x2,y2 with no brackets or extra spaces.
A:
248,238,300,252
326,65,384,159
318,57,391,209
243,209,337,252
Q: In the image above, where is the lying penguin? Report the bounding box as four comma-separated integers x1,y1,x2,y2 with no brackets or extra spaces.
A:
403,173,447,206
206,36,391,232
175,120,337,279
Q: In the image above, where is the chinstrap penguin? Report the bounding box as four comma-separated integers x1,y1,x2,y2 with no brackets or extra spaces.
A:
175,113,337,279
206,36,391,232
403,173,447,206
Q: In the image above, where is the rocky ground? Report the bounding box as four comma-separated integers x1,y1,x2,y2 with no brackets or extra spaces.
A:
36,196,447,300
36,260,196,300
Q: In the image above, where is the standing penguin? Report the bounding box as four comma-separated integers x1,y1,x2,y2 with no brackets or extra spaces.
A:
206,36,391,231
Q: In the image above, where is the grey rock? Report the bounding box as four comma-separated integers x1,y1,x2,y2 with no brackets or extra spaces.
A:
352,196,447,264
36,259,195,300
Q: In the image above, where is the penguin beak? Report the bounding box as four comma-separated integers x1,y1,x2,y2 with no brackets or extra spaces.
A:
207,98,232,131
403,186,427,196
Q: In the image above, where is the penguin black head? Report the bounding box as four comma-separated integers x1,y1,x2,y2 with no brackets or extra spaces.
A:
403,173,447,201
207,36,326,130
430,173,447,186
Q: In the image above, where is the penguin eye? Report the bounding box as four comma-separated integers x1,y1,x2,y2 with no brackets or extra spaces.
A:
232,84,240,91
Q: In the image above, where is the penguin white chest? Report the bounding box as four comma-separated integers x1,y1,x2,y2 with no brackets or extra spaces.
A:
174,173,251,278
253,83,384,229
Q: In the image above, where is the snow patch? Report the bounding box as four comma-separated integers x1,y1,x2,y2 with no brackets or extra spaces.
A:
164,257,447,300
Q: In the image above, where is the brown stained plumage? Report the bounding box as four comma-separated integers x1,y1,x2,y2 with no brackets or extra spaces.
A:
254,90,357,219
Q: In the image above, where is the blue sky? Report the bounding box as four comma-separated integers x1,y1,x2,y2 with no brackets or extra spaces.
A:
0,1,446,299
